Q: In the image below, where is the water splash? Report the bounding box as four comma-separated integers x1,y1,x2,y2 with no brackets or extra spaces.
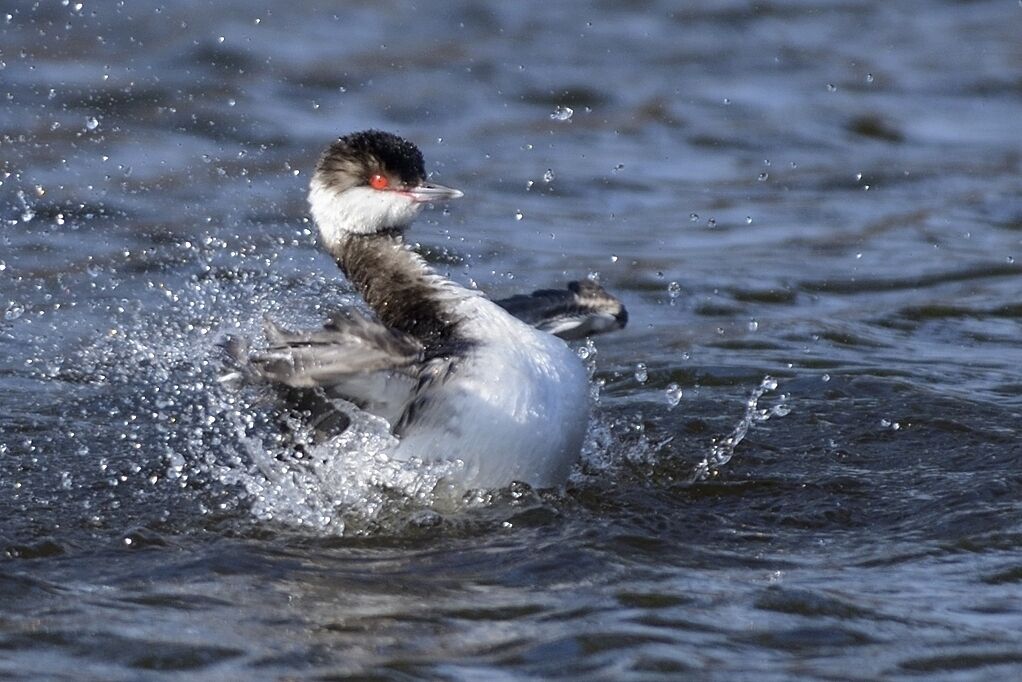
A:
689,376,789,483
216,397,465,533
28,232,482,534
27,231,698,535
550,105,574,122
634,362,648,384
664,383,683,408
39,236,645,535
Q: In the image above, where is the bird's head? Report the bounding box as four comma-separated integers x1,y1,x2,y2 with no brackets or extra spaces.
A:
309,130,462,246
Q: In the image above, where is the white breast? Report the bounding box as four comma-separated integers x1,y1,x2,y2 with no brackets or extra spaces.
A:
390,296,590,489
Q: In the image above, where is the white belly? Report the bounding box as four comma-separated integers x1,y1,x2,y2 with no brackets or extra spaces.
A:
391,296,590,489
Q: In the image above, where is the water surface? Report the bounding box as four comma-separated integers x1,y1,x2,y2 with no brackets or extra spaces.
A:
2,1,1022,679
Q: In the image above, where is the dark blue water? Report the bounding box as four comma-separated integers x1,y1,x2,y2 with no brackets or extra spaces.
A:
2,1,1022,679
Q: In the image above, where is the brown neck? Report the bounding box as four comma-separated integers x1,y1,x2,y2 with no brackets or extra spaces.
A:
332,233,462,350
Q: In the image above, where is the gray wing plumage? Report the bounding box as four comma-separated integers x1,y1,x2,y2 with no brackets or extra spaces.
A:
224,312,424,436
250,313,423,388
495,280,628,340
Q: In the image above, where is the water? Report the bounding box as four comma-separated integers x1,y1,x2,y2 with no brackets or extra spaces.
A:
2,1,1021,678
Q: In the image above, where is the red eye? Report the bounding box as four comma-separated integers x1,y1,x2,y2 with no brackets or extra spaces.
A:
369,174,390,190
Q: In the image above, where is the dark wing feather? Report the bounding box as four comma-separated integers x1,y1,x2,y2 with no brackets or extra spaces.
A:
252,313,424,387
496,280,628,340
224,312,425,439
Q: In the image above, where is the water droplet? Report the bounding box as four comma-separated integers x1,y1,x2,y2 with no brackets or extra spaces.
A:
745,216,753,224
747,320,759,332
665,383,683,408
634,363,648,384
865,73,874,83
758,172,769,181
722,97,731,105
855,253,863,259
227,98,236,107
1007,256,1015,264
610,255,618,263
689,213,699,222
667,281,682,300
826,83,837,92
0,260,6,272
21,208,34,222
4,302,25,321
514,210,524,221
542,169,554,183
613,163,624,172
550,105,574,122
855,171,863,182
822,373,831,382
217,36,225,43
525,180,534,191
85,115,99,130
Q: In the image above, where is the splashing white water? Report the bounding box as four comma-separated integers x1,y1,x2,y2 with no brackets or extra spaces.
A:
689,375,790,483
215,397,466,533
44,235,709,534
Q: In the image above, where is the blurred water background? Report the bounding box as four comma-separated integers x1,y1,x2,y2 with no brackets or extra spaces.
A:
2,1,1022,679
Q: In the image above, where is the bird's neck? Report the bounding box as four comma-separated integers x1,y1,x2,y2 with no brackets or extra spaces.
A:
330,232,463,348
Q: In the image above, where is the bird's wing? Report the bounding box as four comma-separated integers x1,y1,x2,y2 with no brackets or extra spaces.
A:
495,280,628,340
225,312,424,435
252,312,424,387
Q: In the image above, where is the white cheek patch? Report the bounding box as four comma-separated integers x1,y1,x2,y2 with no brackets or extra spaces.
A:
309,179,424,247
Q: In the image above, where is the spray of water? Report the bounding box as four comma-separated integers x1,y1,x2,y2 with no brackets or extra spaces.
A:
41,232,788,534
688,375,790,483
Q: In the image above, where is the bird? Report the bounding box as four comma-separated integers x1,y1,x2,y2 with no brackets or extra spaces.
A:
226,130,627,490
